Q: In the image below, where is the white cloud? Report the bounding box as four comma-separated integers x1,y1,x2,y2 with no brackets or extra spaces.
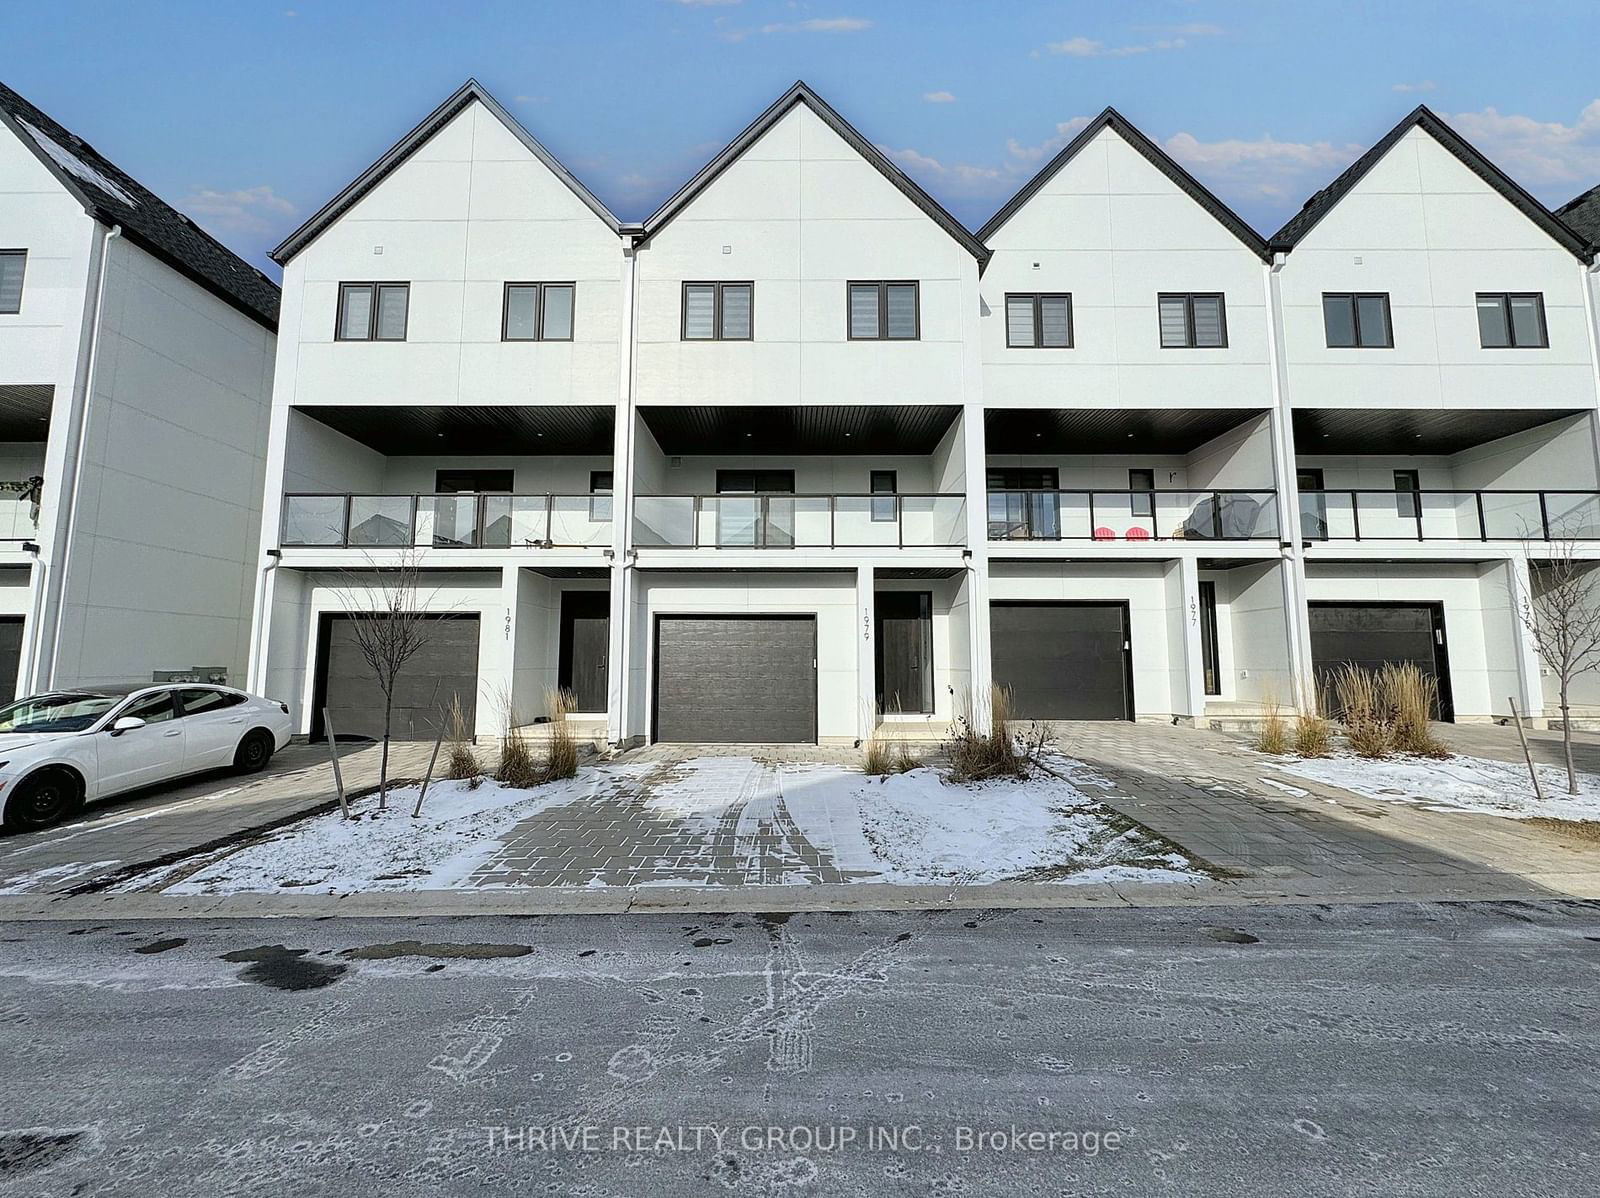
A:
923,90,957,104
1162,131,1363,199
180,185,296,235
1443,100,1600,186
759,17,871,33
1393,80,1437,93
1039,24,1219,58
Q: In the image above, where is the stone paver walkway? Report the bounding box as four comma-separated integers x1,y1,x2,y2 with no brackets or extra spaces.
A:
1057,721,1600,902
472,753,873,888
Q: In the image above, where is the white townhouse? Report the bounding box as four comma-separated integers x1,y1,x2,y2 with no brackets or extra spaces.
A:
0,81,278,701
249,80,1600,744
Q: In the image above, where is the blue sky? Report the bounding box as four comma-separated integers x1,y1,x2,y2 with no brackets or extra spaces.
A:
5,0,1599,277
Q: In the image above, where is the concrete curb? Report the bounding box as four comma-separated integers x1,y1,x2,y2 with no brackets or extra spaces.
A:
2,873,1593,921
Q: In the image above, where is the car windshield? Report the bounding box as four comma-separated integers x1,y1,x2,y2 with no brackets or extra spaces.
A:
0,693,120,734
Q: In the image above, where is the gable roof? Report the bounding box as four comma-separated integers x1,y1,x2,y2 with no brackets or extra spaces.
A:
1556,183,1600,252
0,79,280,329
1270,105,1592,260
977,107,1270,259
271,79,619,265
638,81,989,264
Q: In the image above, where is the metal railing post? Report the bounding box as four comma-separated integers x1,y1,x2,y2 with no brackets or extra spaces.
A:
1539,491,1551,541
1475,492,1487,541
1412,490,1424,541
1211,492,1222,540
1085,491,1095,542
1350,492,1361,542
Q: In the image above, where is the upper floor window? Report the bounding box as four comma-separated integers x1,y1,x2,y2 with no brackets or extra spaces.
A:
0,250,25,314
1477,293,1547,348
1006,293,1072,348
1323,292,1392,348
504,283,574,341
683,282,752,341
1158,293,1226,348
849,281,919,340
337,282,408,341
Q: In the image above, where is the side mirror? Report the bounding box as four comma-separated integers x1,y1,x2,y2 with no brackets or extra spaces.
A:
110,716,146,736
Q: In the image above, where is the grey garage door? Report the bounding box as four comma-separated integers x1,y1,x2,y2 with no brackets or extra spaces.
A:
0,617,21,702
314,613,480,741
654,615,816,743
991,602,1133,721
1309,602,1453,721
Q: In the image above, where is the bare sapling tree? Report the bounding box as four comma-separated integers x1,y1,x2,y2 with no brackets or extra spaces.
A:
1518,535,1600,794
335,551,437,810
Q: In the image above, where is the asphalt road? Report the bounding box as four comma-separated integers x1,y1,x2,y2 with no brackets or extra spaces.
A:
1,902,1597,1196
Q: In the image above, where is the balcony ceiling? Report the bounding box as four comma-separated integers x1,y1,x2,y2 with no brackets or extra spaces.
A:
985,407,1264,454
300,405,616,455
1293,408,1586,455
638,405,960,454
0,385,53,441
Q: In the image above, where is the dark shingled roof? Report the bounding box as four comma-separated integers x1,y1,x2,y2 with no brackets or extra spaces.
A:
273,79,619,265
1556,183,1600,250
0,80,280,329
977,107,1270,260
639,81,989,265
1270,105,1592,261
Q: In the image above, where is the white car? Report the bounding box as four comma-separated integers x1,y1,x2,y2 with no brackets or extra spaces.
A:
0,684,294,831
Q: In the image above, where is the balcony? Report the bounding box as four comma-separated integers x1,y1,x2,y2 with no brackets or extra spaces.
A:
1300,490,1600,543
986,490,1280,542
281,493,612,550
632,494,966,549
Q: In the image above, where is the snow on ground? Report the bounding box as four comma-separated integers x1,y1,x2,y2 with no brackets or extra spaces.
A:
142,774,605,895
123,754,1201,895
1273,752,1600,822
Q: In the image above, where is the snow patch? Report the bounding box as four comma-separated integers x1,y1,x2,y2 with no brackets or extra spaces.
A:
1274,752,1600,822
20,121,139,206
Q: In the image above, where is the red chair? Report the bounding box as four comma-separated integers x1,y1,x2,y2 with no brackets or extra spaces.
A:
1093,526,1117,540
1124,526,1151,540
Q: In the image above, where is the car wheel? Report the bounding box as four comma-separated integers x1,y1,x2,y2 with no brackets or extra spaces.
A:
3,769,83,832
233,729,275,774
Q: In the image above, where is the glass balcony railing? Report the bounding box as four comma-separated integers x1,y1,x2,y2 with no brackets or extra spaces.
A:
281,493,613,549
631,494,967,549
986,490,1280,541
1299,490,1600,542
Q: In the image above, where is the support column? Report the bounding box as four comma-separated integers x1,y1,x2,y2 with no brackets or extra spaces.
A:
607,561,633,744
960,403,993,730
1507,555,1546,725
608,235,640,745
856,564,876,742
1176,556,1206,725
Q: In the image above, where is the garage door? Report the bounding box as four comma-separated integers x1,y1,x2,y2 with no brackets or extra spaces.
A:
991,602,1132,720
654,615,816,743
1309,602,1453,721
0,617,21,702
314,613,480,740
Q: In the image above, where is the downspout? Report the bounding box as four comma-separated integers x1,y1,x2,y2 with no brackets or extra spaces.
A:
38,222,120,691
247,549,280,694
1263,252,1313,710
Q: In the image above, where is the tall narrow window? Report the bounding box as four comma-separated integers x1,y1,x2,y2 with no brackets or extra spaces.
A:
1476,293,1547,348
337,282,408,341
1198,580,1221,696
1129,468,1156,519
589,470,613,522
848,281,920,340
1005,293,1073,348
870,470,898,522
503,283,575,341
0,251,26,314
682,282,753,341
1323,292,1392,347
1158,293,1226,348
1393,469,1420,520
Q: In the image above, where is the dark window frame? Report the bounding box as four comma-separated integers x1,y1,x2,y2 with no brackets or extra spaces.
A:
870,469,898,522
1004,292,1074,348
0,249,26,315
1128,468,1156,519
436,470,514,494
714,469,795,495
335,281,410,341
1157,292,1228,349
1476,292,1548,348
502,282,576,342
847,280,921,341
1198,580,1221,696
1393,469,1421,519
681,281,754,341
1322,292,1393,348
589,469,614,522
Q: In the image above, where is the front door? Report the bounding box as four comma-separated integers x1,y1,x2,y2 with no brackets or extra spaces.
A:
558,592,610,713
876,591,934,714
94,690,186,795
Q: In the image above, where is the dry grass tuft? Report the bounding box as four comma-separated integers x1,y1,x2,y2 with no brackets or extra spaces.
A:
1383,663,1450,758
1333,664,1392,758
1255,693,1291,755
863,720,920,776
944,686,1055,783
443,695,482,781
535,689,580,784
1292,710,1334,759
